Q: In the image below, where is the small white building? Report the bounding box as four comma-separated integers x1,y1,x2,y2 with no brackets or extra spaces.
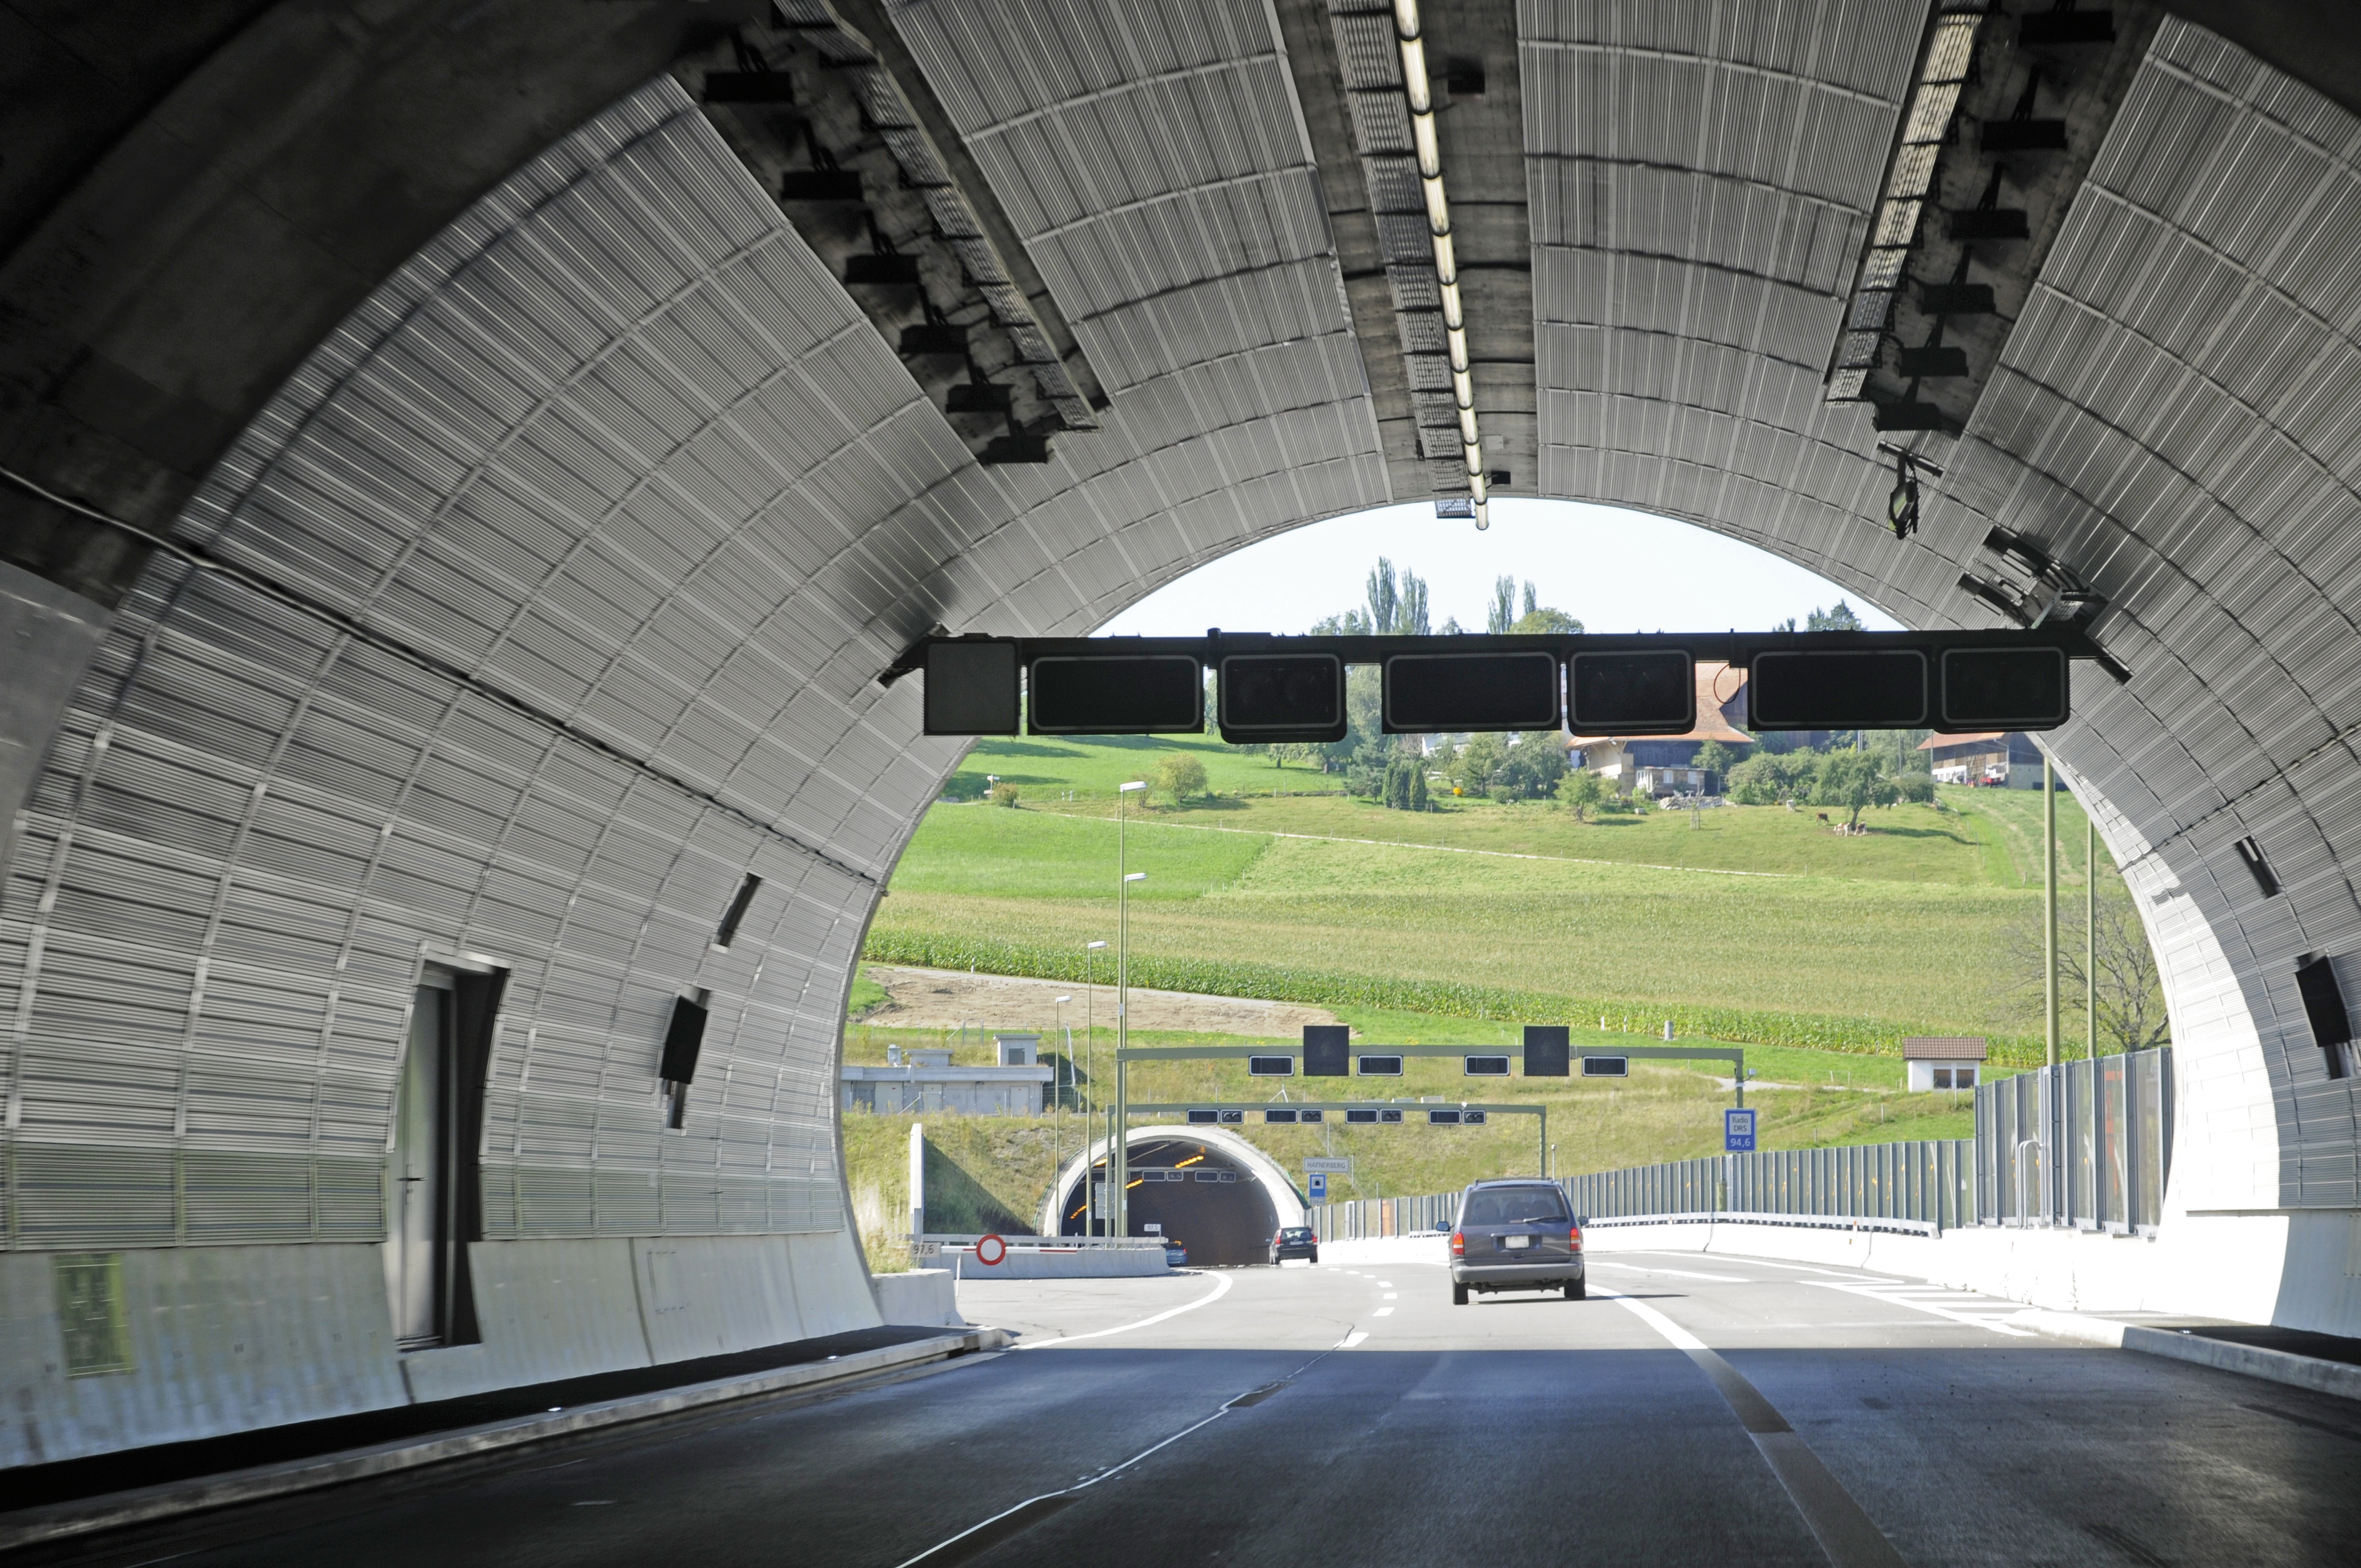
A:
1903,1036,1988,1090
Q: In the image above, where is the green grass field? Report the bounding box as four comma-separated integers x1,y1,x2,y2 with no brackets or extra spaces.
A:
877,800,2047,1046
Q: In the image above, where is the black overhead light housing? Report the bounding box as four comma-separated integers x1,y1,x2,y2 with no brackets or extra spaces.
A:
1382,651,1559,733
1888,450,1922,541
1027,653,1202,735
1566,650,1694,734
1217,652,1346,744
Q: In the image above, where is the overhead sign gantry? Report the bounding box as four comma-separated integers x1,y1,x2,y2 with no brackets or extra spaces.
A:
889,626,2125,743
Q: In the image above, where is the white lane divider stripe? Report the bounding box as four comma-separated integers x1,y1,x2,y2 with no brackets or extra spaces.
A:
1014,1274,1234,1349
1340,1330,1370,1348
1602,1289,1908,1568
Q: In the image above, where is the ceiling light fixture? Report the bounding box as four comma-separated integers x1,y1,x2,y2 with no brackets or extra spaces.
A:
1825,7,1985,404
1394,0,1487,529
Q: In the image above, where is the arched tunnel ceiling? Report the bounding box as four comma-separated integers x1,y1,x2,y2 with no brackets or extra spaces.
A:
1,0,2359,1273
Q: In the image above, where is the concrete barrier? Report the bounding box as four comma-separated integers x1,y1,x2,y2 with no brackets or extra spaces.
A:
873,1268,964,1326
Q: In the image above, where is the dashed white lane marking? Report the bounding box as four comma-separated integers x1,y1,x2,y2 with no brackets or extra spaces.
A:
1340,1331,1370,1348
1373,1307,1394,1316
1377,1281,1394,1287
1802,1280,2034,1337
1015,1274,1235,1349
1383,1293,1398,1300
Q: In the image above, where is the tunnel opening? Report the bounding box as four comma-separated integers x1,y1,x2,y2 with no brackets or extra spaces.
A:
1058,1137,1280,1267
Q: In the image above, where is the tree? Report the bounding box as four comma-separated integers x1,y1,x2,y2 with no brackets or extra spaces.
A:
1510,607,1584,636
1723,750,1813,804
1488,576,1516,634
1153,752,1207,805
1694,740,1737,782
1996,897,2170,1054
1522,580,1538,619
1497,734,1566,799
1806,600,1866,632
1809,750,1898,829
1557,769,1606,821
1450,732,1509,796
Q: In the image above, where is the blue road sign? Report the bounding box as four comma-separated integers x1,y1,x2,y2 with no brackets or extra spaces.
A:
1308,1172,1328,1201
1724,1108,1757,1153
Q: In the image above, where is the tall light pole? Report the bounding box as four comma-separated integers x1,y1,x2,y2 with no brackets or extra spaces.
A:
1052,993,1071,1226
1116,779,1147,1235
2086,816,2098,1060
1084,940,1107,1233
2044,756,2059,1069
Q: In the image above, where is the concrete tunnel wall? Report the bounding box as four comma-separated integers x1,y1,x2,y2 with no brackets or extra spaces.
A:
0,0,2359,1464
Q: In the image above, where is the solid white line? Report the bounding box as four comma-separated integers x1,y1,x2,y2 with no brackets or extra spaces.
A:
1340,1330,1370,1347
1014,1274,1234,1349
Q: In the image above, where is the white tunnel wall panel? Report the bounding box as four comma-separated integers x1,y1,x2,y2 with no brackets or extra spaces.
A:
0,15,1392,1451
1518,1,2361,1242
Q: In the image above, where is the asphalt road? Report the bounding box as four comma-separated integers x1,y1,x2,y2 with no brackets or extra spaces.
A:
68,1249,2361,1567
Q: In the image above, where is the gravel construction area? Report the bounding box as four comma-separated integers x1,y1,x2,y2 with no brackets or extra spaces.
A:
859,963,1339,1036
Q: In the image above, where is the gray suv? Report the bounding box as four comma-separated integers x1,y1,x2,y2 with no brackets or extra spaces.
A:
1450,1180,1584,1304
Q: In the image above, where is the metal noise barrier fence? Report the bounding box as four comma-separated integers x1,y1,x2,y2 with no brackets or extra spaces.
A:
1976,1047,2171,1233
1304,1046,2173,1244
1306,1141,1972,1240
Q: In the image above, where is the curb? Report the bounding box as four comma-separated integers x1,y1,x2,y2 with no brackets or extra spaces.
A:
2122,1324,2361,1402
2012,1309,2361,1401
0,1327,1009,1553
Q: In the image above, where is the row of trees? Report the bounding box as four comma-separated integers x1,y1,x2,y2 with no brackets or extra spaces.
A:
1721,747,1934,825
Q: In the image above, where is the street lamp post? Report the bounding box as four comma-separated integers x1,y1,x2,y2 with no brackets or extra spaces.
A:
1052,993,1071,1219
1116,780,1147,1236
1085,940,1106,1232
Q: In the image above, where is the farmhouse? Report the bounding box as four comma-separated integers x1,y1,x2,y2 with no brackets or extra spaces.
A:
1919,732,2047,788
1568,660,1754,797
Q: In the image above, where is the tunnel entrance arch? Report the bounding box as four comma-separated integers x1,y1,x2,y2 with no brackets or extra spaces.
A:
1042,1127,1305,1267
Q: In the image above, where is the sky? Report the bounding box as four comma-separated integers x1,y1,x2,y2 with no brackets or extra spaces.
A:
1097,497,1902,638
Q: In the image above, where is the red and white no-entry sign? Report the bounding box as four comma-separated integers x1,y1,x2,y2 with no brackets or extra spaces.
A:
975,1233,1007,1267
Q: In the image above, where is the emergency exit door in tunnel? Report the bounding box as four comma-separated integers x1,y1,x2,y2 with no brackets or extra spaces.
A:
1060,1140,1279,1266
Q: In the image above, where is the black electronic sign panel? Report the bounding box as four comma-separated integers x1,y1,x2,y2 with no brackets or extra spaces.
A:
1568,651,1694,734
1247,1055,1295,1076
1524,1025,1570,1077
1464,1054,1511,1076
1429,1109,1463,1124
1749,649,1928,729
1218,653,1346,743
1028,654,1203,734
1581,1055,1630,1078
1303,1025,1351,1077
923,640,1020,735
1264,1108,1299,1124
1345,1108,1379,1124
1382,651,1560,733
1939,646,2069,732
1357,1054,1403,1076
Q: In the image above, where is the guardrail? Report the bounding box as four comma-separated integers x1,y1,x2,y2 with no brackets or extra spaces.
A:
1581,1210,1939,1238
916,1233,1164,1250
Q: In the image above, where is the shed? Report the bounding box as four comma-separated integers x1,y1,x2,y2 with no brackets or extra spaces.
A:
1902,1037,1989,1091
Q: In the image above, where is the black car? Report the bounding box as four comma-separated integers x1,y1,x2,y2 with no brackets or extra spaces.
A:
1269,1226,1319,1264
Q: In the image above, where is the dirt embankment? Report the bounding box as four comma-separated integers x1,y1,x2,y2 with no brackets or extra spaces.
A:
858,963,1339,1036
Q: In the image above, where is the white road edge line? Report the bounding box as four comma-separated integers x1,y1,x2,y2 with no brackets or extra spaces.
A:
1590,1262,1752,1283
1601,1289,1908,1568
1014,1274,1235,1349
